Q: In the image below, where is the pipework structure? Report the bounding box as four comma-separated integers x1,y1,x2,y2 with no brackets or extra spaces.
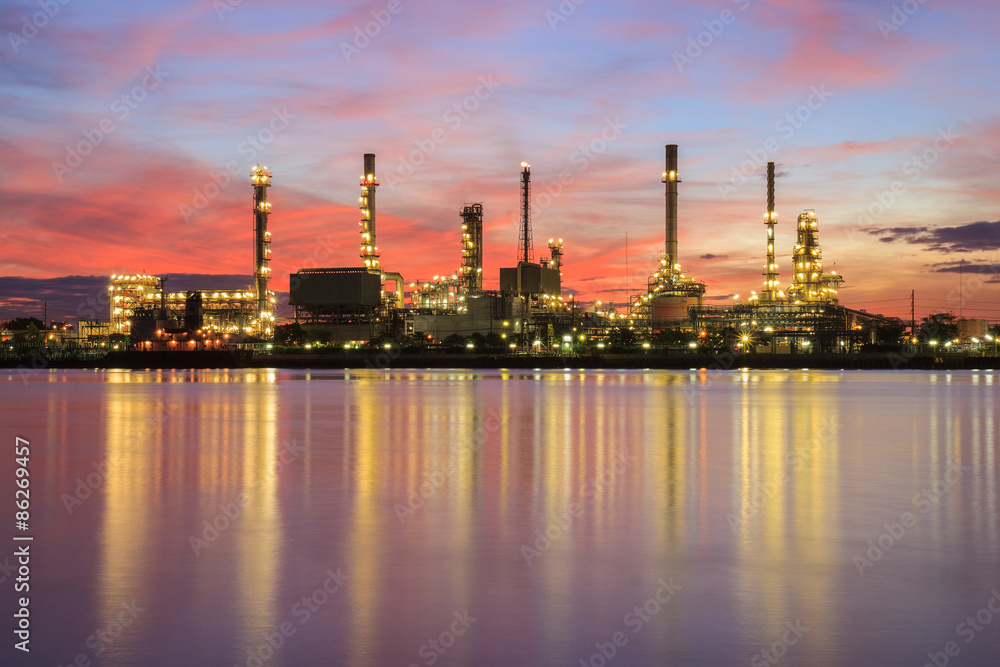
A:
786,209,843,304
760,162,783,303
517,162,532,263
109,274,165,335
251,165,275,337
460,203,484,295
360,153,380,273
547,238,563,272
109,275,257,335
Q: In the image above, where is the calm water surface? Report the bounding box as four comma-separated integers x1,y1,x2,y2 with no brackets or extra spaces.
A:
1,368,998,666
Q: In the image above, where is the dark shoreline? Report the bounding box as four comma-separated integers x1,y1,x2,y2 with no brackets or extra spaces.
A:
3,350,999,371
251,352,999,370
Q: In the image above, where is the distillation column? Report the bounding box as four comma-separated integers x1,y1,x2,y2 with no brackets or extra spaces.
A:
251,165,274,337
360,153,380,273
547,238,563,272
662,144,679,274
761,162,782,302
460,203,484,295
788,210,823,303
517,162,533,263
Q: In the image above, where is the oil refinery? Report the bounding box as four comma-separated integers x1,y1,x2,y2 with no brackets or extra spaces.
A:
97,142,942,355
107,165,276,346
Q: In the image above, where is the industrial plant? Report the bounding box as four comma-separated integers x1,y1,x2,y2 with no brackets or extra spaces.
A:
288,154,579,348
94,141,931,355
107,165,276,346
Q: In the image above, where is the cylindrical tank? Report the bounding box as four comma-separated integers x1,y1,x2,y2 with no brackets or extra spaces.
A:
958,319,988,340
651,294,690,322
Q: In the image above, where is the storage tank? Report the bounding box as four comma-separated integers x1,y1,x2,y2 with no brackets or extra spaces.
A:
651,294,691,323
958,319,988,341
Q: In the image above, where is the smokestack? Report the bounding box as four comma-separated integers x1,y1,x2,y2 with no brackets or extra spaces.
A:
767,161,775,213
663,145,679,272
360,153,380,273
763,161,780,301
518,162,532,263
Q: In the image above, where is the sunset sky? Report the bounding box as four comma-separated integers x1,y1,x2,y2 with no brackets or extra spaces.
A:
2,0,999,322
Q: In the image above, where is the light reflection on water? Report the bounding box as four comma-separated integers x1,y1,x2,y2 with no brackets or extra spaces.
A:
2,368,998,666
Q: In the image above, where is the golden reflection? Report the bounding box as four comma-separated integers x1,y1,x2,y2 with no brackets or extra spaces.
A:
344,369,492,664
235,373,280,652
97,377,164,658
96,369,281,661
923,373,999,555
345,372,381,665
733,370,840,658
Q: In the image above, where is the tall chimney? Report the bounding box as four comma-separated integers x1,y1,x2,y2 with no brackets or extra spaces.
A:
360,153,380,273
662,145,679,272
517,162,532,263
762,161,780,301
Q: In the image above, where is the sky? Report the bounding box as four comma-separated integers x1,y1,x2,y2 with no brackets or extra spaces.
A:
2,0,999,323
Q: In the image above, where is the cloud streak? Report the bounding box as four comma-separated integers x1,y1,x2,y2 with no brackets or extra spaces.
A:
869,221,1000,253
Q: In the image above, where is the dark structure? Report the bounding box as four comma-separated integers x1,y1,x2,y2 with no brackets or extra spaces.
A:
184,291,204,331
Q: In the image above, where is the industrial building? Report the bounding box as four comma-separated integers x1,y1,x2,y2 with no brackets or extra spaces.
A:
108,166,276,341
621,149,901,351
627,145,706,327
98,142,906,352
277,144,901,351
408,161,575,345
288,155,577,346
288,154,405,341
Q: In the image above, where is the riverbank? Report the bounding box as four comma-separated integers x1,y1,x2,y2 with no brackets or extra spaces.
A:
3,350,998,371
253,351,1000,370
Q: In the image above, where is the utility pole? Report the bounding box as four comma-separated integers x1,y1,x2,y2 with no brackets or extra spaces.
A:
625,230,629,308
910,290,915,341
959,260,964,318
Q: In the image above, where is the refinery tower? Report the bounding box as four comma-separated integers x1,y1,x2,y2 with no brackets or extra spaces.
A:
631,144,706,326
